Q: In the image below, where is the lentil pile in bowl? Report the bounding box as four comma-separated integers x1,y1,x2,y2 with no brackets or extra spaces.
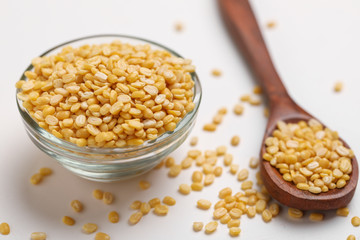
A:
16,34,202,182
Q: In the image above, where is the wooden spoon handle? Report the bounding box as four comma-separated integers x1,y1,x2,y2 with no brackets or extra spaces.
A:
218,0,293,109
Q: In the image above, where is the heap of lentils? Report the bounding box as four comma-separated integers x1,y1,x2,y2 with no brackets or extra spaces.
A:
16,41,196,147
263,119,354,194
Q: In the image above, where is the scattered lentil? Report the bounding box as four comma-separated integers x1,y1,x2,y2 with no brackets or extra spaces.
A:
108,211,120,223
231,135,240,146
334,81,343,92
93,189,103,200
337,207,350,217
31,232,47,240
163,196,176,206
82,223,98,234
154,204,169,216
351,216,360,227
179,184,191,195
190,136,198,146
309,213,324,221
95,232,110,240
0,222,10,235
197,199,212,210
139,180,151,190
211,69,222,77
288,208,303,218
193,222,203,232
71,200,83,212
129,212,143,225
62,216,75,226
205,221,218,234
103,192,114,205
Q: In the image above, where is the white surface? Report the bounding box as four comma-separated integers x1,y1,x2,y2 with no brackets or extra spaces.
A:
1,0,360,239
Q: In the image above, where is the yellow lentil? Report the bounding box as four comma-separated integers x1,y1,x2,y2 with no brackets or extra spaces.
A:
336,207,350,217
165,157,175,168
193,222,203,232
211,69,222,77
213,207,228,219
351,216,360,227
62,216,75,226
39,167,53,176
71,200,83,212
140,202,151,215
178,184,191,195
0,222,10,235
82,223,98,234
30,173,43,185
214,166,223,177
103,192,114,205
31,232,47,240
163,196,176,206
191,182,204,191
197,199,212,210
231,135,240,146
347,235,356,240
95,232,110,240
216,145,227,156
266,21,276,29
139,180,151,190
203,123,217,132
334,81,343,92
268,203,280,217
219,187,232,199
229,227,241,237
205,221,218,234
204,174,215,186
230,164,239,175
154,204,169,216
229,208,242,219
237,169,249,181
220,214,231,224
309,212,324,221
233,104,244,115
190,136,198,146
227,219,240,228
93,189,104,200
262,209,273,222
131,200,142,210
168,164,182,177
129,211,143,225
288,208,303,218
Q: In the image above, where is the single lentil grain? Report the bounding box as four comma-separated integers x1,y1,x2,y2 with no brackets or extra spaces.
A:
231,135,240,146
31,232,47,240
336,207,350,217
71,200,83,213
139,180,151,190
154,204,169,216
129,212,143,225
229,227,241,237
205,221,218,234
93,189,103,200
193,222,203,232
103,192,114,205
197,199,212,210
351,216,360,227
95,232,110,240
179,184,191,195
108,211,120,223
62,216,75,226
163,196,176,206
309,213,324,221
0,223,10,235
82,223,98,234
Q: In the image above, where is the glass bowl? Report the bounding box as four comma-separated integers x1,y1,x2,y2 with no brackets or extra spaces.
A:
16,34,202,182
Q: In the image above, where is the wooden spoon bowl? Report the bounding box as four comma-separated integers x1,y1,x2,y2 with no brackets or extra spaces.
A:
218,0,358,210
261,112,358,210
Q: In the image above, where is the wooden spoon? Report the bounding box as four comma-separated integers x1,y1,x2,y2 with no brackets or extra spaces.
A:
218,0,358,210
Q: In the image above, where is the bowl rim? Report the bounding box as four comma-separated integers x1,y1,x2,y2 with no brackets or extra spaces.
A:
16,34,202,155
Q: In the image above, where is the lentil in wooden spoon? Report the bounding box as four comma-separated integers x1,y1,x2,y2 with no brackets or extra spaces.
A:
218,0,358,210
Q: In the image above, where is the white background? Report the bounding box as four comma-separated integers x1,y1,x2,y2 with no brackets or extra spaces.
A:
1,0,360,239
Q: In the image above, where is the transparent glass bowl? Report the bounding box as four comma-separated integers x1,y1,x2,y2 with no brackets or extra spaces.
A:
16,34,202,182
